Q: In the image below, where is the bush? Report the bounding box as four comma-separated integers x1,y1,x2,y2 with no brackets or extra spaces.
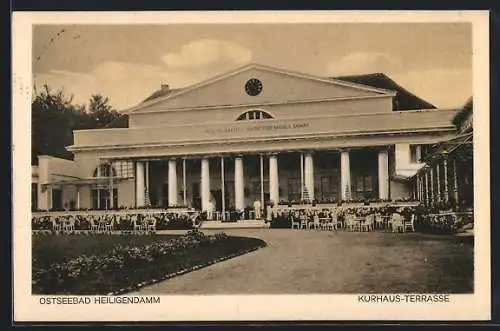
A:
31,212,197,233
157,214,194,230
33,231,229,294
414,213,473,234
270,214,292,228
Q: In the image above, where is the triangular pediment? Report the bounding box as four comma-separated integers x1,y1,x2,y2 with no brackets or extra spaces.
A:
127,63,395,113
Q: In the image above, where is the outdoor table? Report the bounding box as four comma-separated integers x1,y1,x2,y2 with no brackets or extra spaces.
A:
61,218,70,231
98,219,107,230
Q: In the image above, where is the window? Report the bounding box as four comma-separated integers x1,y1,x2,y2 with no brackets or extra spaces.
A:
91,188,118,210
287,178,301,201
91,164,118,209
112,160,134,178
420,144,433,161
320,176,339,201
52,189,63,210
93,163,117,177
236,110,273,121
410,145,422,163
32,183,38,211
355,175,374,200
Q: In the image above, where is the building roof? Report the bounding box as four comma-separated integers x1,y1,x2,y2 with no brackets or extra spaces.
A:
332,73,436,111
141,88,183,103
138,73,436,112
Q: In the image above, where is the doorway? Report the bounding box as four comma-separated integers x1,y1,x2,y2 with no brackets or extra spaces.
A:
213,189,230,211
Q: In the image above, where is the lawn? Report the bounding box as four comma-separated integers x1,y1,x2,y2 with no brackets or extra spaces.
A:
32,231,267,295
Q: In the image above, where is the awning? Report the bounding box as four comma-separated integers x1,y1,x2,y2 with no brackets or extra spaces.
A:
41,177,128,189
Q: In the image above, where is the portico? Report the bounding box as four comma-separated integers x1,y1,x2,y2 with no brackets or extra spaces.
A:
117,146,390,215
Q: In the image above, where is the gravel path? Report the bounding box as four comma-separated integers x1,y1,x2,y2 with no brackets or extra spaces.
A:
134,229,473,294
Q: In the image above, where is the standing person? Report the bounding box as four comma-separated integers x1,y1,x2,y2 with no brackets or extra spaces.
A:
253,198,262,219
266,202,272,222
207,199,214,221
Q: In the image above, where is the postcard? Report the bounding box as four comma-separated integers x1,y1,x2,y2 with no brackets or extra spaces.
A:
12,10,490,322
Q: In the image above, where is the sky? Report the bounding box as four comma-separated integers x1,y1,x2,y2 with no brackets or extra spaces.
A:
32,23,472,111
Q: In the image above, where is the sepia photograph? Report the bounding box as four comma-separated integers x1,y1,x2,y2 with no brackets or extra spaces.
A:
13,11,490,321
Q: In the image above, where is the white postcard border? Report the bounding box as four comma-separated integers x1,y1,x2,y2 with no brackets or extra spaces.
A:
12,10,491,322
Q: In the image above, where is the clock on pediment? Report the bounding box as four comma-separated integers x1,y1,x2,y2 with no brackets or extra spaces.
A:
245,78,263,96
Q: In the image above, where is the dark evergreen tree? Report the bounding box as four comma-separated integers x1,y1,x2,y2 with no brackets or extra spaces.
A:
31,85,120,165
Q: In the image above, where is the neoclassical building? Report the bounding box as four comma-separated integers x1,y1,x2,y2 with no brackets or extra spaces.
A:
32,63,463,214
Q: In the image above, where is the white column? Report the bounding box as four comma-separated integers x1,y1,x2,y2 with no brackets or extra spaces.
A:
168,159,178,206
269,154,279,204
304,152,314,201
300,153,304,201
221,157,225,220
109,173,114,209
76,187,80,210
260,155,264,206
377,149,389,200
416,145,422,163
201,158,210,211
453,159,459,205
234,157,245,211
97,164,101,209
425,170,429,206
416,177,420,201
145,161,150,191
430,167,435,204
419,176,423,201
340,150,351,201
443,158,449,203
135,161,145,207
182,158,187,206
37,156,50,210
436,163,441,202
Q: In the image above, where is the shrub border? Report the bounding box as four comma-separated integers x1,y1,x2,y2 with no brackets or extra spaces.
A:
110,241,267,295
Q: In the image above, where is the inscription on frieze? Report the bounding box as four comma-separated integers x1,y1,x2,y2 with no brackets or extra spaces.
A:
205,122,310,134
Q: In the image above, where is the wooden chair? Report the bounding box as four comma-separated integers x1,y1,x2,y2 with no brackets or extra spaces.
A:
345,214,358,231
299,214,310,230
330,212,339,231
64,216,75,232
374,213,384,229
89,218,99,232
291,213,300,229
146,217,157,232
361,214,374,232
105,217,115,232
404,214,416,232
95,216,106,232
133,216,144,232
391,213,404,233
312,214,321,230
324,213,336,231
51,217,62,232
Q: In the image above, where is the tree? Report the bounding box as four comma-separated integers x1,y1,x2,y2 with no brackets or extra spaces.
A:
87,94,120,128
31,84,83,164
31,86,120,165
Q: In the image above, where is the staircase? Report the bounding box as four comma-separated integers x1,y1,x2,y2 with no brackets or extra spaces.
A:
344,184,351,201
302,185,311,202
144,187,151,207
